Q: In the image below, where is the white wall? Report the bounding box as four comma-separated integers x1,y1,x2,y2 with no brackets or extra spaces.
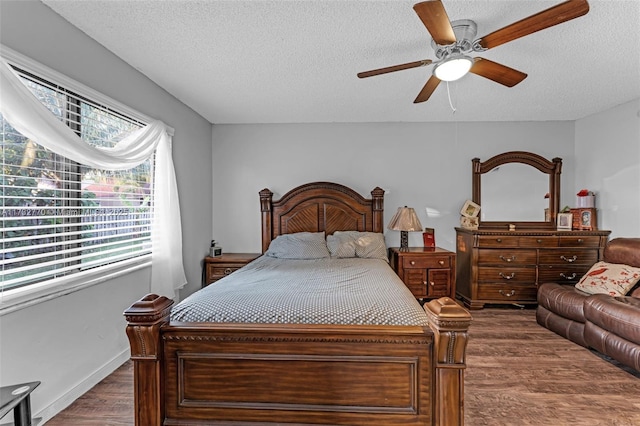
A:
0,1,212,423
212,121,576,252
575,99,640,238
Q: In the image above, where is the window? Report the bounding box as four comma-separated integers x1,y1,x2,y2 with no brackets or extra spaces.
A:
1,66,153,292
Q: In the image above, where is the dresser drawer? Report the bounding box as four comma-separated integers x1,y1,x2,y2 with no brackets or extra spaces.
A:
477,236,520,247
538,265,588,284
538,249,598,266
518,237,558,248
477,266,536,283
558,236,601,247
478,249,537,265
402,256,450,269
476,283,538,301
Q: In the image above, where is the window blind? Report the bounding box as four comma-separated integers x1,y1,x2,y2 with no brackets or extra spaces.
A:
1,66,153,291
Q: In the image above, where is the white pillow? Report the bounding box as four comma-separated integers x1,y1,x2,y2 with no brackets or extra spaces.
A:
575,261,640,297
265,232,330,259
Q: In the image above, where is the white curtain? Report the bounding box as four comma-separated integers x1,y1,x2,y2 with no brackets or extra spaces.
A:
0,58,186,298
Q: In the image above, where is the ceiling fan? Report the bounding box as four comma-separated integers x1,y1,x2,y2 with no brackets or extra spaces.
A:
357,0,590,103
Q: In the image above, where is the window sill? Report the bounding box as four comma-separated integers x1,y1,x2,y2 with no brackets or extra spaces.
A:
0,255,151,316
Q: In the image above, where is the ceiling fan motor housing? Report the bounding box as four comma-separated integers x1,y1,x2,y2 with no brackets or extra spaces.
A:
431,19,478,59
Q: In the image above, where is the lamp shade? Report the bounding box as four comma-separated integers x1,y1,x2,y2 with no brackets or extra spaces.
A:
388,207,423,232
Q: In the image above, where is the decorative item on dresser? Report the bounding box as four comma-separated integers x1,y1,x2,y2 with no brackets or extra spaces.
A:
203,253,261,287
456,228,610,309
389,247,456,302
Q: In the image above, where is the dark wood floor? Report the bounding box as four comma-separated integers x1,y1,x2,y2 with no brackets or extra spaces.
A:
45,307,640,425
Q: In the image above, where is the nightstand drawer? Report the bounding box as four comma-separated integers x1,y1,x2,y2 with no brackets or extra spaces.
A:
402,256,450,269
204,253,261,286
207,265,242,280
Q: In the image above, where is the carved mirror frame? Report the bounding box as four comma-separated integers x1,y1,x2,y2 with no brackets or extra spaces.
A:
472,151,562,230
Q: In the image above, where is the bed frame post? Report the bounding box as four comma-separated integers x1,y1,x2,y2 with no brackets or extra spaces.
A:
260,188,274,253
124,294,174,426
370,186,385,233
425,297,472,426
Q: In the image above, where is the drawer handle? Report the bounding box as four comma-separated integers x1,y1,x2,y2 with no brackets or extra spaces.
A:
496,238,502,243
428,281,435,286
499,272,515,280
499,255,516,263
438,260,445,266
224,268,233,275
560,255,578,263
577,238,584,244
499,289,516,297
537,239,543,244
410,260,416,265
560,272,577,280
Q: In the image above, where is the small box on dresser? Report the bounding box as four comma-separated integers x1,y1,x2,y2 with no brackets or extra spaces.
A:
204,253,261,287
455,228,610,310
388,247,456,302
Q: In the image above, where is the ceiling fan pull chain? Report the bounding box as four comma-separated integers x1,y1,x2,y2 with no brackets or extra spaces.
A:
446,81,457,113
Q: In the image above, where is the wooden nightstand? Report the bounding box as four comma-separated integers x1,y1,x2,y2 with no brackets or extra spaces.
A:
388,247,456,301
203,253,261,287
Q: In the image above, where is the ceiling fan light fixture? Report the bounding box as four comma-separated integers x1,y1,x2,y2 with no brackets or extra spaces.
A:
433,55,473,82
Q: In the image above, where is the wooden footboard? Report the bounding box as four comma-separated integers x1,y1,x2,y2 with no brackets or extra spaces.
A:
125,295,471,426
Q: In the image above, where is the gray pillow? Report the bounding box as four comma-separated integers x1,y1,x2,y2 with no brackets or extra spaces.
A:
330,231,388,261
265,232,330,259
327,233,357,258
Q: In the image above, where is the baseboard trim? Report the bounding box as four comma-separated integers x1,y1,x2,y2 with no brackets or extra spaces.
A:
34,349,130,425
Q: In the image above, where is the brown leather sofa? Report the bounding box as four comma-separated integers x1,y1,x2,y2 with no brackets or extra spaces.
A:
537,238,640,371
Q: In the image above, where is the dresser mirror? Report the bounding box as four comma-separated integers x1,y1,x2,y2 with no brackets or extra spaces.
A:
472,151,562,230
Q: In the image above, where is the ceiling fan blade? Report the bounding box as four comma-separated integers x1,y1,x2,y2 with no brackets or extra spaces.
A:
413,1,456,45
357,59,432,79
414,75,441,103
469,58,527,87
477,0,590,50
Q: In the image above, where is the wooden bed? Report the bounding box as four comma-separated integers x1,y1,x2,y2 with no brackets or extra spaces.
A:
124,182,471,425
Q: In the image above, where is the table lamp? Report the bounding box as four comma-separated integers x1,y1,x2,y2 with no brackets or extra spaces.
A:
388,206,423,250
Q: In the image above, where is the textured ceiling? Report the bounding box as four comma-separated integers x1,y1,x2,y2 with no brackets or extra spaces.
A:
43,0,640,124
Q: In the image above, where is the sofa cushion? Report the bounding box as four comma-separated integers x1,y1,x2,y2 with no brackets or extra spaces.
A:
603,238,640,268
575,261,640,297
583,295,640,345
536,305,588,347
537,283,589,323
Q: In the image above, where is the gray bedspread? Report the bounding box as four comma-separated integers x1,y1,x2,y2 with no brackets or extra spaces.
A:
171,256,430,326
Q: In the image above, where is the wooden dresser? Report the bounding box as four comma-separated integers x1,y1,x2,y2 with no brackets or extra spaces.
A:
455,228,610,309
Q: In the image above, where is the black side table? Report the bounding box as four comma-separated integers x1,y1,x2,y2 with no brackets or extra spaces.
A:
0,381,40,426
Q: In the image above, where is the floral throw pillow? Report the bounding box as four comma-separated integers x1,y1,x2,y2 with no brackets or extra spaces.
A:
575,261,640,297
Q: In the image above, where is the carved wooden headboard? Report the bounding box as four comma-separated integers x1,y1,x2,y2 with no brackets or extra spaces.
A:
259,182,385,253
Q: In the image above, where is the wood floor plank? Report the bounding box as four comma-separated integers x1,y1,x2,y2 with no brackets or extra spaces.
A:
44,307,639,425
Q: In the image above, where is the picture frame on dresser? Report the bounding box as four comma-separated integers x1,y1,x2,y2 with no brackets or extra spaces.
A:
571,207,597,231
557,212,572,230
